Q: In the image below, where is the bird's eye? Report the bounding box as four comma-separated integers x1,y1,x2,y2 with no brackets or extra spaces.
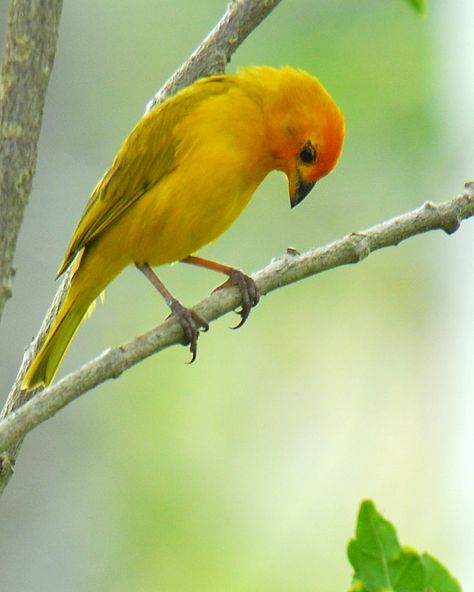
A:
299,143,316,165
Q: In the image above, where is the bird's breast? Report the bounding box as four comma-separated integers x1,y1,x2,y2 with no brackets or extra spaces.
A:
116,167,264,266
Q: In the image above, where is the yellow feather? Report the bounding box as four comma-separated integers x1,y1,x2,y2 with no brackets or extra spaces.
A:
22,66,344,389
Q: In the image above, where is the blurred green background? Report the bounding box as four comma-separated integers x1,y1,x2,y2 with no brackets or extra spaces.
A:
1,0,473,590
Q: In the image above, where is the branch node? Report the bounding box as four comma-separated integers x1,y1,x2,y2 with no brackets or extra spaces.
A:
108,348,125,379
423,201,460,235
0,452,15,475
0,284,12,301
350,232,371,262
422,200,438,213
210,51,228,73
441,213,461,235
464,180,474,193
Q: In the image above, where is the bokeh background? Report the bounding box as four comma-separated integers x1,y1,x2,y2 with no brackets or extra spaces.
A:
1,0,473,590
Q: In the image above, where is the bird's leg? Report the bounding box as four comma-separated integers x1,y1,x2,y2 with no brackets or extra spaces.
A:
181,255,260,329
136,263,209,362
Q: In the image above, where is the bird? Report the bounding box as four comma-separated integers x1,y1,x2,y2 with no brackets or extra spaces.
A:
22,65,345,389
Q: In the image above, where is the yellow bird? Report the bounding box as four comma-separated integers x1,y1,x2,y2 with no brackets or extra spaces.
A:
22,66,345,389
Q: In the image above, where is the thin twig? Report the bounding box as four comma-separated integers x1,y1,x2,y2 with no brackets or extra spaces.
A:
0,183,472,464
0,0,63,324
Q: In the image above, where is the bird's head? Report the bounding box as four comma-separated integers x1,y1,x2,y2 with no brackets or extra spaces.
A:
244,67,345,208
280,105,345,208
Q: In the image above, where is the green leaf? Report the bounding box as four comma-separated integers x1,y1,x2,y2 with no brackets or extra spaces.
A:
404,0,426,14
347,500,401,591
389,548,426,592
347,501,425,591
421,554,462,592
347,501,462,592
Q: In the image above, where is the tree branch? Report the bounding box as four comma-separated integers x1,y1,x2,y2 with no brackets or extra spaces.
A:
145,0,283,112
0,183,473,467
0,0,283,494
0,0,63,324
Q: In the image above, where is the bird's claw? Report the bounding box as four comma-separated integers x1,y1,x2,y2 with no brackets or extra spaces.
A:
213,270,260,329
169,300,209,363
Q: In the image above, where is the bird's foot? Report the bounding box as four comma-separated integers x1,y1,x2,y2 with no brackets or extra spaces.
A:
213,270,260,328
169,300,209,363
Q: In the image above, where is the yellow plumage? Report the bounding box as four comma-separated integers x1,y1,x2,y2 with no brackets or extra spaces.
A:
23,66,345,389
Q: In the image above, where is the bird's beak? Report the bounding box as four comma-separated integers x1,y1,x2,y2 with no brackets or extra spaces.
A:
288,170,316,208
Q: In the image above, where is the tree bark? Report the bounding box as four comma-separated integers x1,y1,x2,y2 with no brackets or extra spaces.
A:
0,0,63,323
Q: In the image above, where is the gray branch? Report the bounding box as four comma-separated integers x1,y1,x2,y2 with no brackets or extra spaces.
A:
0,0,63,324
0,183,472,479
145,0,284,112
0,0,283,494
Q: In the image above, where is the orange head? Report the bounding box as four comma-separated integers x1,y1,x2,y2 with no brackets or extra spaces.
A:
240,66,345,207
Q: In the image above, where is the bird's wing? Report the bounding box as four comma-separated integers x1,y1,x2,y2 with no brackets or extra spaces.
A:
57,78,231,277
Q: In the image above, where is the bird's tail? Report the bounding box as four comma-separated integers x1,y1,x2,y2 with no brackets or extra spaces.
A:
22,241,126,390
21,291,91,390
